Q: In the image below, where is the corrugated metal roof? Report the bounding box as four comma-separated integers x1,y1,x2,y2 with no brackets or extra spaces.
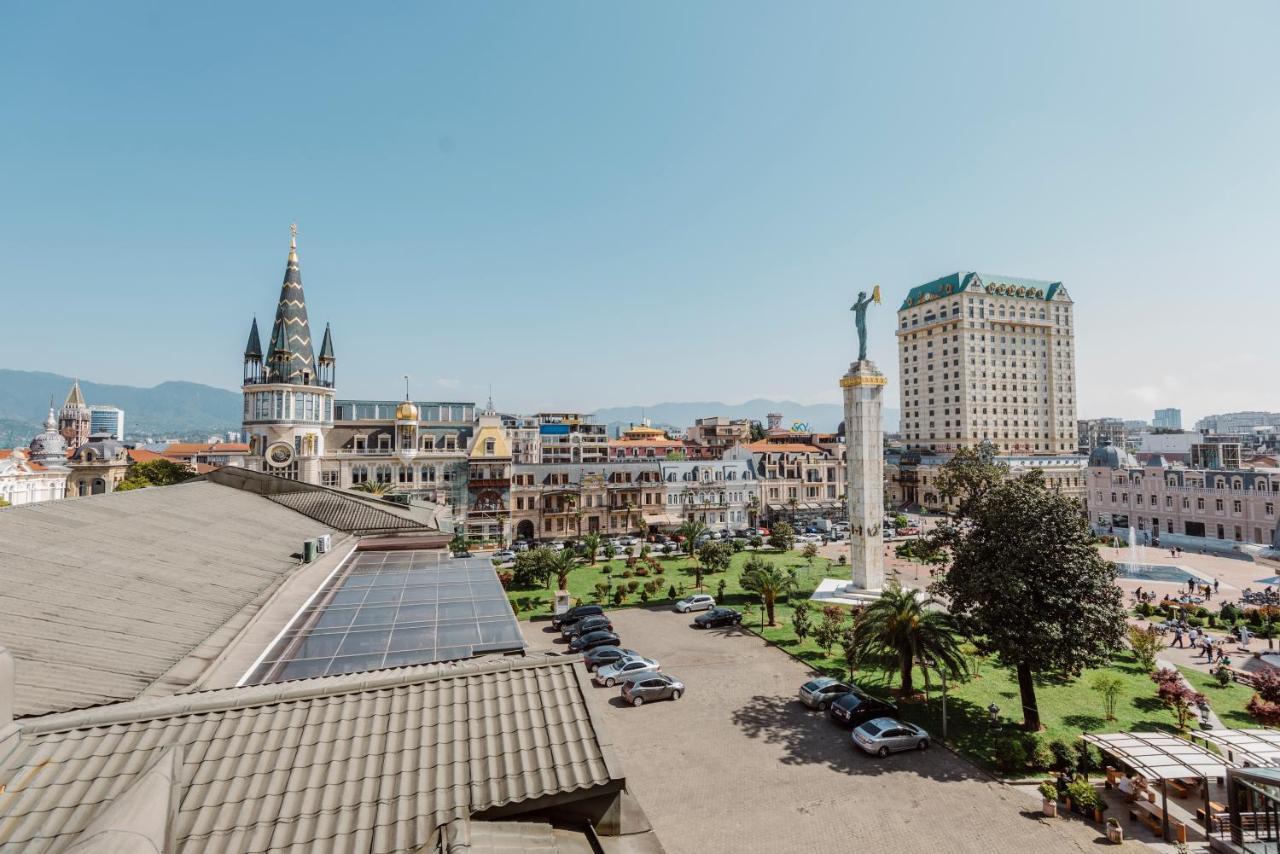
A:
0,482,329,718
0,655,618,854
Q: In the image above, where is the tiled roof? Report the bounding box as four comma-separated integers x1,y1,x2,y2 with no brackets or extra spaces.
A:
900,271,1064,309
163,443,251,456
265,490,426,533
0,655,619,854
741,441,826,455
126,448,168,463
0,481,329,717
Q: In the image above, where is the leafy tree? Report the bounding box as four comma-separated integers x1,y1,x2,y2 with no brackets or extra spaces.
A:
934,443,1010,519
511,548,554,589
115,459,196,491
1091,674,1123,721
1152,667,1205,730
768,521,796,552
602,541,617,561
839,622,862,681
677,519,706,557
547,549,579,590
791,601,813,644
894,538,947,566
813,605,846,654
801,542,819,572
740,555,796,626
1247,669,1280,725
697,541,732,575
850,584,967,697
449,531,468,554
893,513,910,529
748,420,767,442
1127,624,1163,673
580,532,602,565
933,475,1126,730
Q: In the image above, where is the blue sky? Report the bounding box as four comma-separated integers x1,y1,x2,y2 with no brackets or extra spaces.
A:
3,2,1276,423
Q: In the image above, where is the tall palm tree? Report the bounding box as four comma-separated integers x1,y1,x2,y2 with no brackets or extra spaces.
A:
740,555,796,626
850,584,967,697
676,518,706,558
548,548,579,591
353,481,394,496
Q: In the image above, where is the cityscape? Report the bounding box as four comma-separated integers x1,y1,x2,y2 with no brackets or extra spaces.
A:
3,4,1279,854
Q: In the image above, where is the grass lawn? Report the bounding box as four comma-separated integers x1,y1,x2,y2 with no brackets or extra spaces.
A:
503,548,1262,772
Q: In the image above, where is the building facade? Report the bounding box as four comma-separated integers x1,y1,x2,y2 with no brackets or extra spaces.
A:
1078,417,1128,455
685,417,751,457
66,437,133,496
58,381,92,451
726,437,844,524
534,413,608,464
0,449,67,506
88,405,125,440
897,272,1076,455
658,458,759,531
510,462,667,541
885,447,1087,513
1195,411,1280,435
1086,442,1279,549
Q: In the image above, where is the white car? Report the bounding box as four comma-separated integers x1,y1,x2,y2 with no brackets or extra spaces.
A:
547,541,565,551
491,550,516,564
593,655,660,687
675,594,715,613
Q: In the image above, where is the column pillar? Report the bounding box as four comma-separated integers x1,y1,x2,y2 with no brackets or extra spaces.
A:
841,359,886,592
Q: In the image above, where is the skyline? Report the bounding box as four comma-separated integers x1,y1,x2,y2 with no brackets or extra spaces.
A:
3,2,1277,425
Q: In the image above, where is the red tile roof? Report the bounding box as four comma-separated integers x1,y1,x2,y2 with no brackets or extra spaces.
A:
162,443,250,456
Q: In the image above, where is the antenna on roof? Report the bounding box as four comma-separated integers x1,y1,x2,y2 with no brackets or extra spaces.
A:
403,374,410,401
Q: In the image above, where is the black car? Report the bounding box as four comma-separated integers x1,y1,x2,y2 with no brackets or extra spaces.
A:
562,614,613,639
552,603,605,631
570,630,621,652
827,688,898,728
693,607,743,629
582,646,640,672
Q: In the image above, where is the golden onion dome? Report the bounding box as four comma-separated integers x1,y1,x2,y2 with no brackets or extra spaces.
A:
395,400,420,421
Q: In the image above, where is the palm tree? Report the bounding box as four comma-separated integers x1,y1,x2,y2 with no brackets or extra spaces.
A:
849,584,967,697
740,555,797,626
747,493,760,527
676,518,706,558
353,480,393,496
548,548,579,591
581,532,602,565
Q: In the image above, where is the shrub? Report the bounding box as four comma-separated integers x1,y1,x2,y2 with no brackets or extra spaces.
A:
1127,624,1163,672
1216,667,1232,688
993,736,1027,772
620,570,633,579
1187,616,1204,628
1038,781,1058,802
626,580,639,594
837,554,847,566
1066,779,1103,811
1247,669,1280,725
1048,739,1075,771
639,588,650,604
1196,606,1210,619
1135,601,1154,617
1026,735,1055,771
612,587,626,606
1073,741,1100,774
497,571,513,589
635,567,649,577
1220,602,1239,624
668,584,678,599
1152,667,1205,730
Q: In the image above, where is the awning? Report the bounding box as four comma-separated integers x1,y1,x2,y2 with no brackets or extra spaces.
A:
1192,729,1280,767
1080,732,1226,780
643,514,681,527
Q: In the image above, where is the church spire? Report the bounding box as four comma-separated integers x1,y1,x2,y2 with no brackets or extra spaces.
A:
269,223,316,384
64,380,86,409
244,317,262,359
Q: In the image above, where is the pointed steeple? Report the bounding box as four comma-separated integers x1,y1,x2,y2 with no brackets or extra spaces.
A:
268,223,316,384
244,317,262,358
64,380,86,409
319,322,335,361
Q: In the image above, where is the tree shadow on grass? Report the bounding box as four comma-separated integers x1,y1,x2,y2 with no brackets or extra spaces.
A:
1062,714,1107,731
1132,696,1166,714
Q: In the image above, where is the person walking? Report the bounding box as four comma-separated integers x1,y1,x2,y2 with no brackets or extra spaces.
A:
1189,627,1199,648
1214,578,1220,594
1241,626,1251,648
1173,628,1184,648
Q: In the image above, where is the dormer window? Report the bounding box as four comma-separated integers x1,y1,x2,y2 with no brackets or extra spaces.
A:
485,439,496,454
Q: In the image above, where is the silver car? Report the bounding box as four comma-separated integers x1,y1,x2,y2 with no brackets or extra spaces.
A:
675,594,715,613
851,717,930,757
593,655,660,687
797,677,854,711
621,673,684,706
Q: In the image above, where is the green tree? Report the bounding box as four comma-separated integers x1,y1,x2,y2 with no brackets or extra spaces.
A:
511,548,553,589
934,443,1009,519
1127,624,1163,673
933,474,1127,731
115,459,197,491
602,541,617,562
813,606,846,654
791,601,813,643
801,541,819,572
850,584,967,697
840,622,863,681
677,519,706,557
893,513,910,530
747,420,767,442
768,521,796,552
580,532,602,565
740,555,797,626
1091,674,1123,721
449,531,468,554
697,541,732,575
547,548,579,590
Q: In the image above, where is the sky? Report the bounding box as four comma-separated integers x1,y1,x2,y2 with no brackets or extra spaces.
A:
2,2,1277,425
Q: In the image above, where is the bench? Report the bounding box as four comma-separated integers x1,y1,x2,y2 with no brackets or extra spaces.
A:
1167,778,1192,798
1128,801,1187,842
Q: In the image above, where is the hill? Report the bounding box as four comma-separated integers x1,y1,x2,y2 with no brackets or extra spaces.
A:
0,370,242,443
594,399,900,436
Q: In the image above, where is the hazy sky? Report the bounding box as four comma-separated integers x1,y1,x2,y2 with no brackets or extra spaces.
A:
3,2,1276,424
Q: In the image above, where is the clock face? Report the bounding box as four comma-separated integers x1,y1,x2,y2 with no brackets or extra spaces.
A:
267,442,295,467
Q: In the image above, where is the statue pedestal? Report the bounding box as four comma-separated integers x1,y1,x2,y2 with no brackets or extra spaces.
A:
841,359,886,593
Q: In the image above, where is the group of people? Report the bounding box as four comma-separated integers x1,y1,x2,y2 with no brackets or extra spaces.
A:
1168,624,1235,664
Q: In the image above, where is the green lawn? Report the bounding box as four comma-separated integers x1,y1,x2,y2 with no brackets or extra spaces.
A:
503,548,1262,772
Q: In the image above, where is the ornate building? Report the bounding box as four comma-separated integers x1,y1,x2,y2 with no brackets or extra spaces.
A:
58,381,92,451
66,437,133,496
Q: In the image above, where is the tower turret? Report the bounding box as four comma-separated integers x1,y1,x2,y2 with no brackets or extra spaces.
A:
243,317,263,384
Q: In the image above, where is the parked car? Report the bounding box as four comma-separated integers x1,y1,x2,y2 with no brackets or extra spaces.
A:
852,717,930,756
514,541,532,552
797,677,855,710
675,594,715,613
552,603,604,630
593,655,660,687
562,614,613,639
581,646,640,672
621,673,684,707
693,607,743,629
491,550,516,564
547,541,566,551
451,550,472,558
828,689,899,728
570,630,621,652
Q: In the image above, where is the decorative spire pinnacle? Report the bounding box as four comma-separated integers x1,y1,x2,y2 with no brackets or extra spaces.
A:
318,323,335,362
289,222,298,262
63,380,86,410
244,317,262,359
404,374,411,401
268,223,315,384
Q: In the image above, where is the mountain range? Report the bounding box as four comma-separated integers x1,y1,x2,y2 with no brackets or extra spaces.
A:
0,370,242,445
0,370,900,448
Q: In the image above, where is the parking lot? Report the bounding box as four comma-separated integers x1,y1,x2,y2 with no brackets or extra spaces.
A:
524,607,1120,853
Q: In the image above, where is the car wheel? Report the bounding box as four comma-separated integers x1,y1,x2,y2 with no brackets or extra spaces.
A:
632,696,644,707
671,689,681,700
606,677,616,687
818,701,829,711
918,740,929,751
877,746,889,758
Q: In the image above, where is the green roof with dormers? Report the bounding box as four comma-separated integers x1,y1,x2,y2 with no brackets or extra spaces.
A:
900,272,1065,309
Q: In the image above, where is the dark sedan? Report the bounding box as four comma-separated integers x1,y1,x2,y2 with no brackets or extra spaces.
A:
827,688,898,728
569,630,621,652
693,607,743,629
552,603,605,630
561,614,613,639
582,646,640,672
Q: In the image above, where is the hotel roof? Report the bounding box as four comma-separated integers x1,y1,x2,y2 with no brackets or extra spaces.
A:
900,271,1065,310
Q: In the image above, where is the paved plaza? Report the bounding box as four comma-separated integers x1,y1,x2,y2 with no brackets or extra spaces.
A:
524,608,1139,853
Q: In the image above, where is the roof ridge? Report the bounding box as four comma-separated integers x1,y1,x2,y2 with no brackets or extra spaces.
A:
19,653,576,735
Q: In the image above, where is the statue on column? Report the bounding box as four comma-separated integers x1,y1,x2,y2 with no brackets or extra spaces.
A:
850,285,881,362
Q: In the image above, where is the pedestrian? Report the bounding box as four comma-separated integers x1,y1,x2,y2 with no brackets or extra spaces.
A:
1241,626,1251,648
1173,628,1184,648
1189,627,1199,647
1214,579,1220,594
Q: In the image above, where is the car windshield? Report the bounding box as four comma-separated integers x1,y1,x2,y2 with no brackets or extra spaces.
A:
860,721,883,736
835,692,866,710
802,679,828,692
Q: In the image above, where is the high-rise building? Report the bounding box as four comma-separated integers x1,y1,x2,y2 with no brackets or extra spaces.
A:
1195,411,1280,435
896,272,1077,454
1153,408,1182,431
88,405,125,440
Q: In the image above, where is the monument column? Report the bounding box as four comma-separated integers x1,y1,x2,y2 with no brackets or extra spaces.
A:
841,361,886,591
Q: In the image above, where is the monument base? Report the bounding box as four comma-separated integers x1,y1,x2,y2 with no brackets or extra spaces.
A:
811,577,884,607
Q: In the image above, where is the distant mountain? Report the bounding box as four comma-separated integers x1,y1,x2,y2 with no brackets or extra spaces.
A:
0,370,242,443
594,399,900,436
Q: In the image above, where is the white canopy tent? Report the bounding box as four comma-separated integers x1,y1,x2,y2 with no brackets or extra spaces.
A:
1192,728,1280,768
